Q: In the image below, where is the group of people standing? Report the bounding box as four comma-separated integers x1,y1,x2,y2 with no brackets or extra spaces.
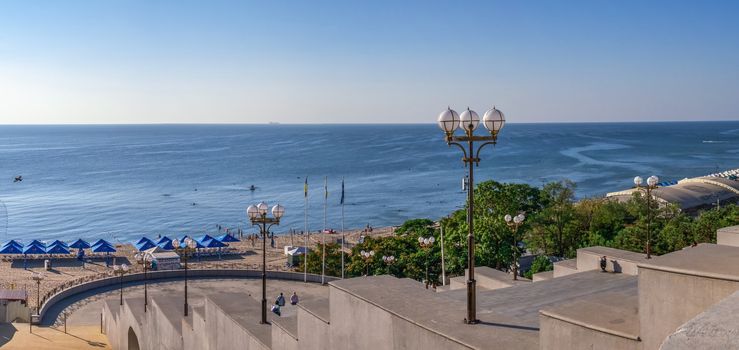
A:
270,291,299,316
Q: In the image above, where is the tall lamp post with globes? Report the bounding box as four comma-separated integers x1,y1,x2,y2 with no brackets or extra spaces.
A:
504,213,525,280
418,236,435,289
134,252,150,312
172,237,197,316
438,106,505,324
360,250,375,276
634,175,659,259
31,272,44,314
247,202,284,325
112,263,129,306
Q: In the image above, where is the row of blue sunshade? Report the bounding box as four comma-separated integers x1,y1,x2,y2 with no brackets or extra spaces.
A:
0,233,240,255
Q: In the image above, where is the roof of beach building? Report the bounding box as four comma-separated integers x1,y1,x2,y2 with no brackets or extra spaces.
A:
606,176,739,210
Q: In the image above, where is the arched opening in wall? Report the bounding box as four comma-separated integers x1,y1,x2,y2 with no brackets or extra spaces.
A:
128,327,140,350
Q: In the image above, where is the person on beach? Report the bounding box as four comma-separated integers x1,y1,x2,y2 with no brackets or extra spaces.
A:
276,293,286,307
290,292,299,305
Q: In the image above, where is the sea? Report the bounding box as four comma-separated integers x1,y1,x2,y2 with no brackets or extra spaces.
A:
0,122,737,243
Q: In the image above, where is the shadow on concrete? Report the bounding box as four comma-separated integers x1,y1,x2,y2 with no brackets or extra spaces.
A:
48,326,107,347
10,257,130,269
0,323,17,347
477,321,539,332
611,260,622,273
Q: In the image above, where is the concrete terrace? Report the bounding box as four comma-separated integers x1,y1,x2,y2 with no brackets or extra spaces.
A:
78,226,739,349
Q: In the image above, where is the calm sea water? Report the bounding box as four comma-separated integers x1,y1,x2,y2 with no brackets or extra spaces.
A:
0,122,737,243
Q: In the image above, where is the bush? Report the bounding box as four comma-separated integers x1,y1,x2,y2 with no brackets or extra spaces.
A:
525,255,553,279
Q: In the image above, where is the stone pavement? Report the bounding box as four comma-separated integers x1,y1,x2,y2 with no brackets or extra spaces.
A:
0,323,110,350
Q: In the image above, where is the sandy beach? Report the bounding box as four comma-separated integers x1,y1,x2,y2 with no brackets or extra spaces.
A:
0,226,395,312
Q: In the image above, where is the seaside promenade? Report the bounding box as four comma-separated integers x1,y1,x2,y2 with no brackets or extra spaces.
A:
0,227,394,317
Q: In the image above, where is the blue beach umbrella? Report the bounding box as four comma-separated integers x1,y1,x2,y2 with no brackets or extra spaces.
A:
218,233,240,243
91,243,116,253
29,240,47,248
201,238,227,259
201,239,227,248
23,244,46,255
156,236,172,245
136,237,154,246
49,240,69,248
2,240,23,249
135,240,156,251
157,240,174,250
46,244,71,255
91,243,116,267
70,239,91,249
177,236,205,248
198,234,217,243
91,239,112,249
0,244,23,254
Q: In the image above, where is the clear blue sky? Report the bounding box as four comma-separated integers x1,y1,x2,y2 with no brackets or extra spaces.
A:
1,0,738,124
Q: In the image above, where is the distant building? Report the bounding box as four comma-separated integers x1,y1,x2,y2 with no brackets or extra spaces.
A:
606,176,739,213
0,289,29,322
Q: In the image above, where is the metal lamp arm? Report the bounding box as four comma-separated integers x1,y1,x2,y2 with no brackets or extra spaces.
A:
474,142,496,165
448,142,469,164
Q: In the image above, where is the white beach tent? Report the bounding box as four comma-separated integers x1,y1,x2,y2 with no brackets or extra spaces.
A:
144,246,181,271
285,246,308,267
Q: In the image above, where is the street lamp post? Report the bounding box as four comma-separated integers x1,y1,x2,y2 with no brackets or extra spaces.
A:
438,106,505,323
172,237,197,316
360,250,375,276
134,252,149,312
634,175,659,259
504,213,526,280
382,255,395,275
112,264,129,306
31,273,44,314
247,202,284,325
418,236,435,289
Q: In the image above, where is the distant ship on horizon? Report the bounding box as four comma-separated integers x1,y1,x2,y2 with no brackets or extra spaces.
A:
268,121,280,125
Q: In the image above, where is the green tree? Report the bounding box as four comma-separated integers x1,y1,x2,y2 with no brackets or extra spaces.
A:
299,243,343,277
529,180,578,257
524,255,553,279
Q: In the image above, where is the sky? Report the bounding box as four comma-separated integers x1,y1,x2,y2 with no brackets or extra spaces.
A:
1,0,738,124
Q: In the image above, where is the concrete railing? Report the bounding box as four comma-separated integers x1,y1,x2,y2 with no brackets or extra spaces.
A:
38,269,336,324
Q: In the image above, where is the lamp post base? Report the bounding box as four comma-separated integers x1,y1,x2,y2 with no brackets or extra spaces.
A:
261,299,268,324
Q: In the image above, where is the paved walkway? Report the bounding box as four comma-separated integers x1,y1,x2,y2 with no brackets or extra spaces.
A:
0,323,110,350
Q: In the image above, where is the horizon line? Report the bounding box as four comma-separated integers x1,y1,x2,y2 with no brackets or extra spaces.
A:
0,119,737,126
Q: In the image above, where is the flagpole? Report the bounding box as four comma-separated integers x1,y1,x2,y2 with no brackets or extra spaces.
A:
304,177,308,283
341,177,345,279
441,222,446,286
322,176,327,285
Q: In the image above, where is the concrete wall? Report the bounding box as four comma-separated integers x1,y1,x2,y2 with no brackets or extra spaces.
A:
638,267,739,350
539,314,639,350
272,320,299,350
102,302,119,350
553,259,579,278
297,306,330,350
533,270,554,282
1,300,30,322
148,299,183,350
328,285,471,350
183,309,208,350
40,269,335,323
577,251,639,275
660,290,739,350
717,225,739,247
204,297,268,350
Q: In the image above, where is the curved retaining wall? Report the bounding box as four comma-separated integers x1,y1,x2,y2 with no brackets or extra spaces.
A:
38,269,336,323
